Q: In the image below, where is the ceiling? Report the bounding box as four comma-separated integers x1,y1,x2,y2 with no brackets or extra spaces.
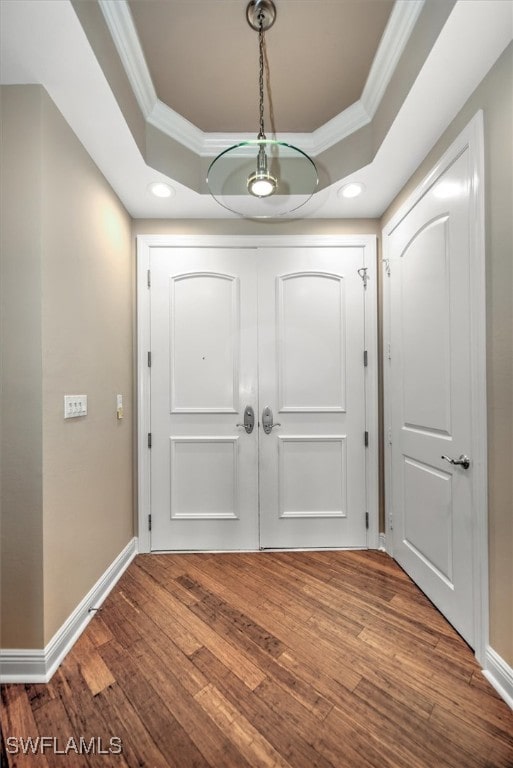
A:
128,0,395,133
1,0,512,219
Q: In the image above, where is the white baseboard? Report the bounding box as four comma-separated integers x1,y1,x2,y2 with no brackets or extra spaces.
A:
483,646,513,710
0,537,138,684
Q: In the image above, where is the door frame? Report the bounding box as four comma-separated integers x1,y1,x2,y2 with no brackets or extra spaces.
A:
137,234,379,555
382,111,488,664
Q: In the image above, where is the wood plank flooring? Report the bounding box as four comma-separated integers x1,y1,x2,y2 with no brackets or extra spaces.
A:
2,551,513,767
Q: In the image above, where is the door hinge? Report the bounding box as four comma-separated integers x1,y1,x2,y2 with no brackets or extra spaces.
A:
148,432,152,448
387,342,391,361
387,427,392,446
364,431,369,447
148,514,152,531
147,269,151,288
147,351,152,367
383,258,391,276
365,512,369,530
363,350,368,367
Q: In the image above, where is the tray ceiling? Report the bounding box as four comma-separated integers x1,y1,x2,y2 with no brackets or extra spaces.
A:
128,0,394,134
1,0,512,218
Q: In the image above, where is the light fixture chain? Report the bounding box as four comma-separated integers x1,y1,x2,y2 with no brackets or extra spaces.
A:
258,14,266,139
206,0,319,216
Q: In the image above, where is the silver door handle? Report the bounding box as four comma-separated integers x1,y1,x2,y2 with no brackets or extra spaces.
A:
262,406,281,434
441,454,471,470
236,406,255,434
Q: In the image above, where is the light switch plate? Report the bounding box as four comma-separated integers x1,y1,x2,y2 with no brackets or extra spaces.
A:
64,395,87,418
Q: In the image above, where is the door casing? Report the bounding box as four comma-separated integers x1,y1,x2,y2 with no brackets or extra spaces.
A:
137,235,379,554
382,111,488,665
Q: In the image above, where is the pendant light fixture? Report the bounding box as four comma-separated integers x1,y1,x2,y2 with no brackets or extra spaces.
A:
206,0,319,218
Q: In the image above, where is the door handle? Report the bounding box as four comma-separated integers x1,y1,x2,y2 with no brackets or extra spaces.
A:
236,406,255,434
441,454,471,470
262,406,281,435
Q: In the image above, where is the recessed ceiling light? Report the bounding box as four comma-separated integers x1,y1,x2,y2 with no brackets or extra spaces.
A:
149,182,175,199
338,182,365,199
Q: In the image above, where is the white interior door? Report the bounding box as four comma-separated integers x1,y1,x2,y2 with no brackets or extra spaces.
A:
150,247,259,551
145,239,375,552
385,148,480,648
258,247,367,549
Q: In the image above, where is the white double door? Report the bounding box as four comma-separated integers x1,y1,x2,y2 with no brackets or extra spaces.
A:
149,244,370,551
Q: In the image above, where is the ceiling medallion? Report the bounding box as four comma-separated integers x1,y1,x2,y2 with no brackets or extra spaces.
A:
206,0,319,218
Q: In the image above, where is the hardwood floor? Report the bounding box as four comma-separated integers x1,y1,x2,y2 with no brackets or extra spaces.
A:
2,551,513,767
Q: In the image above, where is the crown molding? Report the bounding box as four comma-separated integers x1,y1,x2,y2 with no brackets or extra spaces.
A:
99,0,424,158
310,99,371,155
361,0,425,117
148,99,205,154
200,131,318,156
98,0,156,117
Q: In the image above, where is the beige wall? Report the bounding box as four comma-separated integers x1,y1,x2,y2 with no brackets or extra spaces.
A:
40,94,134,644
0,85,134,648
382,43,513,666
133,219,380,238
1,87,45,648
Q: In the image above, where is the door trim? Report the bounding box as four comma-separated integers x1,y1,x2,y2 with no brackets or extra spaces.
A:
137,234,379,555
382,111,488,664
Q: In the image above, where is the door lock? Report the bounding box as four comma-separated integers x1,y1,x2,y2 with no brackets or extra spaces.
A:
236,406,255,434
262,406,281,434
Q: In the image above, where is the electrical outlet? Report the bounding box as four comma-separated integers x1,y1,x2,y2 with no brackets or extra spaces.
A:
64,395,87,419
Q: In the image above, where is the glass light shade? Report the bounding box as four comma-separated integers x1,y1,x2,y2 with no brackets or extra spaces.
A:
207,139,318,218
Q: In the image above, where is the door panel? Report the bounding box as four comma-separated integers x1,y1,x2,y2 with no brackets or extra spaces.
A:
170,272,240,412
402,458,453,583
278,436,347,518
387,151,474,646
150,247,259,551
401,218,452,433
277,272,346,411
170,437,240,519
258,247,367,549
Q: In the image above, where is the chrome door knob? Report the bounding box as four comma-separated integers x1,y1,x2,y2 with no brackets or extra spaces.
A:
236,406,255,434
441,454,471,470
262,406,281,434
